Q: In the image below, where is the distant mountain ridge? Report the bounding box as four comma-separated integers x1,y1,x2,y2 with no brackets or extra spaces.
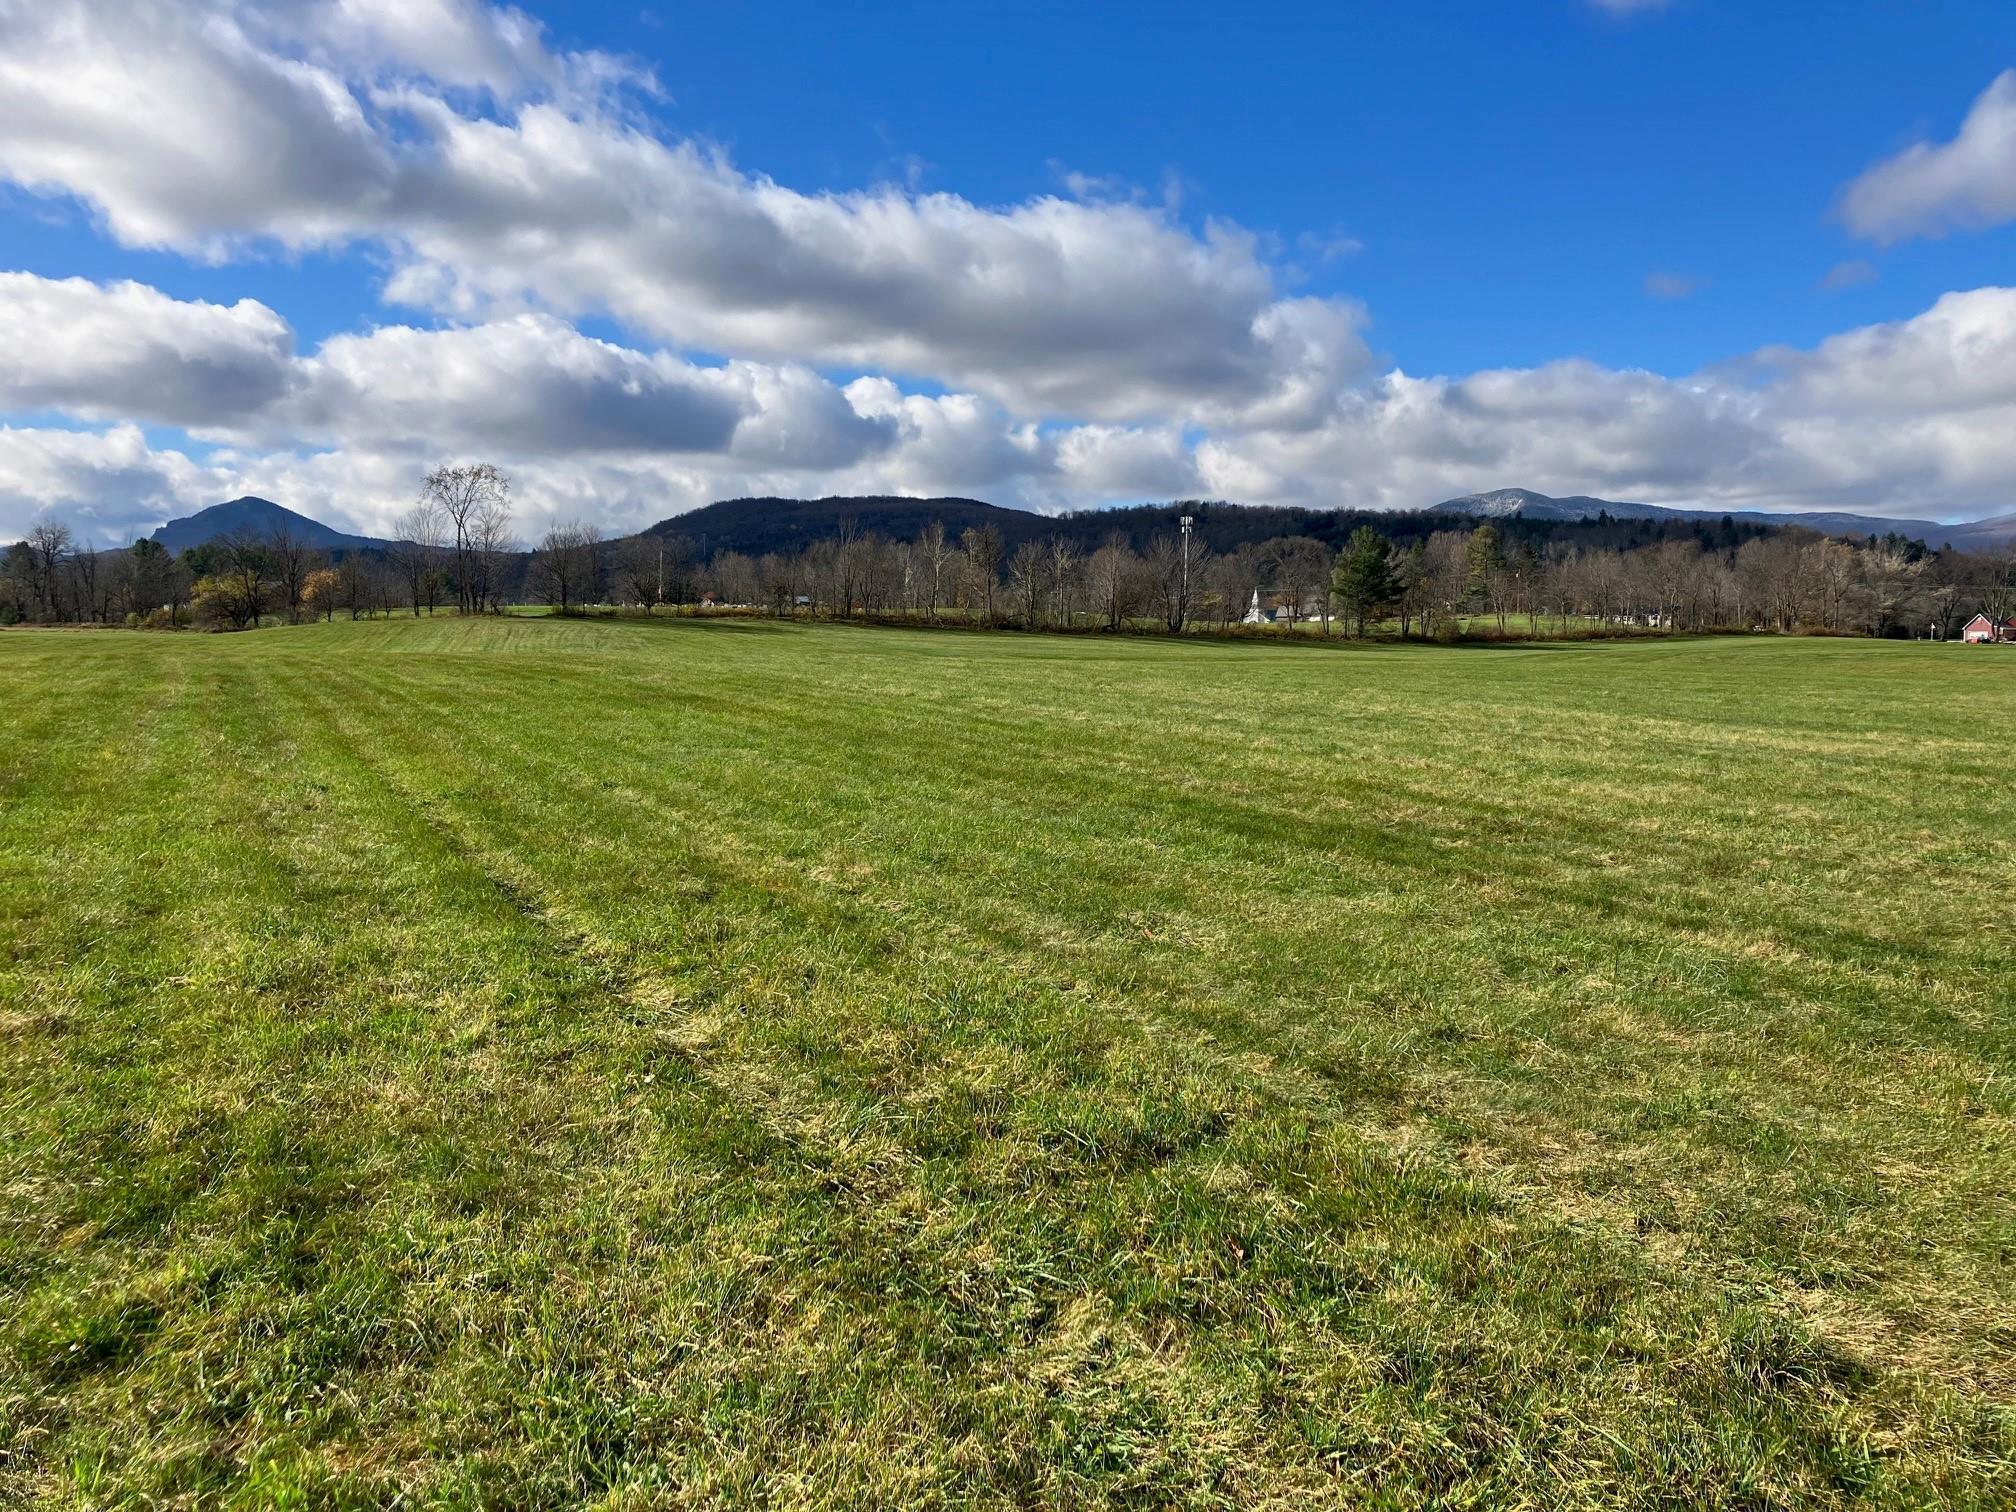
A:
139,487,2016,561
635,495,1785,561
1432,487,2015,552
149,497,393,555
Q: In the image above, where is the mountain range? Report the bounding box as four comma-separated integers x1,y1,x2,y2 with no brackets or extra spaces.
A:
1432,488,2016,553
137,489,2016,561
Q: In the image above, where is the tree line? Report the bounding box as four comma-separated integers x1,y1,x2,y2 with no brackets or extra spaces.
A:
4,465,592,628
7,474,2013,641
652,518,2016,640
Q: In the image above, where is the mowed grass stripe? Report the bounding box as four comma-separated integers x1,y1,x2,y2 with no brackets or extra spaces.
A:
307,621,2013,1385
2,619,2012,1505
185,628,2016,1387
266,627,2013,1503
8,642,1147,1503
250,634,1532,1500
231,649,1451,1507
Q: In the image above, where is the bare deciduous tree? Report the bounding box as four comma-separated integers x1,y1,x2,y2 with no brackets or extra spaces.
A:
471,500,517,613
1087,535,1137,631
533,522,602,614
1008,540,1045,626
917,520,951,620
420,463,511,614
25,521,72,621
391,498,448,616
265,526,325,624
961,525,1003,623
1045,536,1081,627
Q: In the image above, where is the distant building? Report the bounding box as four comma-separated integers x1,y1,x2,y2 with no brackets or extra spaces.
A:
1242,587,1323,625
1960,613,2015,643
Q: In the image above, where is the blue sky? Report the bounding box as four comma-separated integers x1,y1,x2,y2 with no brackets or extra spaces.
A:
596,0,2016,372
1,0,2014,539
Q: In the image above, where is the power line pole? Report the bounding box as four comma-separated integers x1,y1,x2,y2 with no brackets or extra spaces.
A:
1179,513,1194,632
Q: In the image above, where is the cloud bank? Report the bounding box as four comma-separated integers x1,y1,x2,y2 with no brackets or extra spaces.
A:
8,271,2016,543
0,0,1369,427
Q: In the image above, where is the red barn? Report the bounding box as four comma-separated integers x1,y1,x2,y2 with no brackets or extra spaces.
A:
1960,613,2015,643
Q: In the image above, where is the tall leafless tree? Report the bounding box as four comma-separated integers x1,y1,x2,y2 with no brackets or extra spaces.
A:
471,499,517,613
533,521,602,613
1086,536,1136,631
1045,536,1081,627
1008,540,1045,626
265,525,325,624
25,521,71,621
961,525,1003,623
917,520,952,620
390,498,448,616
420,463,511,614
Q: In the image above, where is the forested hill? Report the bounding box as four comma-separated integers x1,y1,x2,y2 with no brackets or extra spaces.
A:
136,490,1993,567
1048,502,1788,556
640,496,1040,556
640,496,1801,560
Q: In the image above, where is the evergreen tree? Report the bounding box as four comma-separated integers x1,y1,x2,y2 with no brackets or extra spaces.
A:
1330,526,1396,637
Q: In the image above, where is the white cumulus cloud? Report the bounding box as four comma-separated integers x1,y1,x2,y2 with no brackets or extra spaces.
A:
11,275,2016,543
0,0,1370,426
1839,70,2016,242
0,272,294,425
4,7,2016,544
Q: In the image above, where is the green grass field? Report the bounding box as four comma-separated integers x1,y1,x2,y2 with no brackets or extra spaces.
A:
3,617,2012,1507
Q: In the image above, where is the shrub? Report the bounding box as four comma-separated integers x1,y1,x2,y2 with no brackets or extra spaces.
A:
192,572,268,630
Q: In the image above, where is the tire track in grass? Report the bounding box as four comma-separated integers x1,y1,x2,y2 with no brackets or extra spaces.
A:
287,651,1425,1505
241,652,1041,1505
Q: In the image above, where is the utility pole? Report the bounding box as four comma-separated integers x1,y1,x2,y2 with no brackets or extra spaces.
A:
1179,514,1194,633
